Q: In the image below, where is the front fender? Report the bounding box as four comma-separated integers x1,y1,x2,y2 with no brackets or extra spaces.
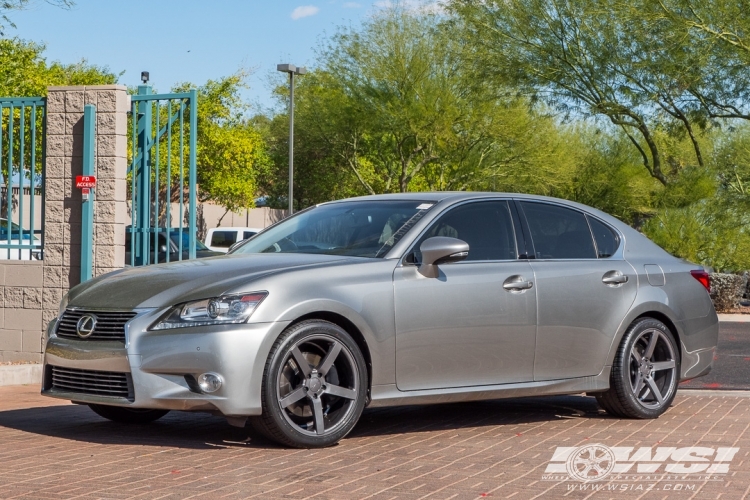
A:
274,298,395,386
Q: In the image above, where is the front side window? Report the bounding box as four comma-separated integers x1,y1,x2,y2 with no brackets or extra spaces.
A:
231,201,435,258
242,231,258,240
412,201,517,263
520,202,596,259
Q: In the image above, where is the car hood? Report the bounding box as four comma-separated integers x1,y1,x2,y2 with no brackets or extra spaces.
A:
67,253,352,310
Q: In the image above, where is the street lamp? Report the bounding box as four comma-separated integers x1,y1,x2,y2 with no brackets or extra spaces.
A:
277,63,306,215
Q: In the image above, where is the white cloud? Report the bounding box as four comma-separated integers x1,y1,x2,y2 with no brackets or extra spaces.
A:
374,0,445,15
343,1,362,7
291,5,320,20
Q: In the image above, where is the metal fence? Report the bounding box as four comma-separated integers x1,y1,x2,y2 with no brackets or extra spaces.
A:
0,97,45,260
128,86,197,266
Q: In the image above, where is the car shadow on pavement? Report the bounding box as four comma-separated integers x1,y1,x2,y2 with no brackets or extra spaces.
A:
0,395,606,450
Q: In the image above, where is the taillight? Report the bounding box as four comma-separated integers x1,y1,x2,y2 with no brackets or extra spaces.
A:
690,269,711,293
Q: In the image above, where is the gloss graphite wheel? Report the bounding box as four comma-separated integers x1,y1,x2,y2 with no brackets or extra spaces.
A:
596,318,680,419
253,320,367,448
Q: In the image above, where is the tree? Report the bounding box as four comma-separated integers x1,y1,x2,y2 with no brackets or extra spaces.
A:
162,74,270,222
651,0,750,122
448,0,718,186
264,6,582,207
0,38,117,97
0,37,116,219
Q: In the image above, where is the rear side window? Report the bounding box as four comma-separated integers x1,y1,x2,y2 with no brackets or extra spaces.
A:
210,230,237,248
588,216,620,258
243,231,257,240
520,202,596,259
414,201,517,262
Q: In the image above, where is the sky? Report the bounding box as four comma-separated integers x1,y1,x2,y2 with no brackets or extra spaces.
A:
6,0,412,113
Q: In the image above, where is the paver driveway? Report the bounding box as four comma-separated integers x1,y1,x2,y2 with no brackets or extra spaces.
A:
0,385,749,499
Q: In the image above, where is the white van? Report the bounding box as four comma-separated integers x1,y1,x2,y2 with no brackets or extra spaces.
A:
204,227,263,253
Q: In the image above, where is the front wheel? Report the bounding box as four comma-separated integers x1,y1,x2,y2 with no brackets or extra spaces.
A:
88,404,169,424
596,318,680,419
252,320,368,448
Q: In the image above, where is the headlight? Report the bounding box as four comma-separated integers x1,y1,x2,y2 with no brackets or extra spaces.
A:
150,292,268,330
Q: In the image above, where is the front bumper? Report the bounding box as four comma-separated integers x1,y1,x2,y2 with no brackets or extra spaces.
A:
42,310,290,416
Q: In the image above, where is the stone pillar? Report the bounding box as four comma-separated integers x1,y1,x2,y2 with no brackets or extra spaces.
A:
41,85,129,331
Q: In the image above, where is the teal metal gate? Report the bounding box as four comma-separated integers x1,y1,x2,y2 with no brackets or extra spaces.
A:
0,97,45,260
129,85,197,266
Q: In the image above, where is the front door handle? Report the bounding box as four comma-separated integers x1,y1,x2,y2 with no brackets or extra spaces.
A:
602,270,628,286
503,275,533,292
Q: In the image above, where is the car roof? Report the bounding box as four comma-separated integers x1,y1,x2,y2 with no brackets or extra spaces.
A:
322,192,612,218
322,192,674,261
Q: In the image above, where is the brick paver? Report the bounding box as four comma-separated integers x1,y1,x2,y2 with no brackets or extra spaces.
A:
0,385,749,499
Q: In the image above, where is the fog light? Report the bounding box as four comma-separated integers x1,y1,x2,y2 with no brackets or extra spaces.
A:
198,373,222,393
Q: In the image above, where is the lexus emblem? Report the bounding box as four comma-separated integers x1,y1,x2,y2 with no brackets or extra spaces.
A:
76,314,97,338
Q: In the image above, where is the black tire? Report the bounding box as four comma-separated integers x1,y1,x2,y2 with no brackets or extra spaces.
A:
88,404,169,424
597,317,680,419
252,320,368,448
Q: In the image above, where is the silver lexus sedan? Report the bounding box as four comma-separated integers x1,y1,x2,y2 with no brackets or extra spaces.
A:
42,193,718,448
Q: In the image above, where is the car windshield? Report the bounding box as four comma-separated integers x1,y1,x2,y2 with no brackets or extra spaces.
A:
231,200,435,258
168,231,209,251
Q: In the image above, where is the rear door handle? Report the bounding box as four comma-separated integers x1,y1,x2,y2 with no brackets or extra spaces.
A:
602,270,628,286
503,275,533,292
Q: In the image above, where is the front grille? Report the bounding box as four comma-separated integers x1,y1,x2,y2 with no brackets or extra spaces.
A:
56,309,137,342
49,366,133,401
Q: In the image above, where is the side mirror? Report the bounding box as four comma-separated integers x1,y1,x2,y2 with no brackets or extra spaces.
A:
418,236,469,278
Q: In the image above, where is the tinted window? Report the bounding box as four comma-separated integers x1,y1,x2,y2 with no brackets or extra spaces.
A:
414,201,517,262
211,230,237,248
243,231,257,240
588,216,620,258
170,232,209,251
521,202,596,259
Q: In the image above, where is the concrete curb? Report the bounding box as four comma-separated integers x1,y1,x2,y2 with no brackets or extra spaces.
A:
0,364,42,387
718,314,750,322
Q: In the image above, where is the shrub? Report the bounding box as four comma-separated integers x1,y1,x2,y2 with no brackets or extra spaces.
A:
709,273,747,312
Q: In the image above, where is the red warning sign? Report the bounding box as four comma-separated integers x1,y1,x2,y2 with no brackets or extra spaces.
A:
75,175,96,188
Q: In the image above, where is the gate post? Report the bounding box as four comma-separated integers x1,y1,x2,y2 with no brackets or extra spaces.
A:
135,84,152,265
80,104,95,282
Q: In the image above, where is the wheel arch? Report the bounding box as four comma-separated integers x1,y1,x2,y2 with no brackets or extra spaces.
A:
633,311,681,355
289,311,373,399
605,302,685,369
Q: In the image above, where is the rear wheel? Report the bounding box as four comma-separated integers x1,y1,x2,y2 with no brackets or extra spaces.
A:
596,318,680,419
252,320,368,448
88,404,169,424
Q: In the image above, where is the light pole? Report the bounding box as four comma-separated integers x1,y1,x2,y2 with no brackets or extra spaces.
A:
277,63,306,214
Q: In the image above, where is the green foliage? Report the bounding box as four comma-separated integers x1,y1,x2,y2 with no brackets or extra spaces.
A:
173,74,270,213
264,7,584,209
0,38,117,96
643,201,750,272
